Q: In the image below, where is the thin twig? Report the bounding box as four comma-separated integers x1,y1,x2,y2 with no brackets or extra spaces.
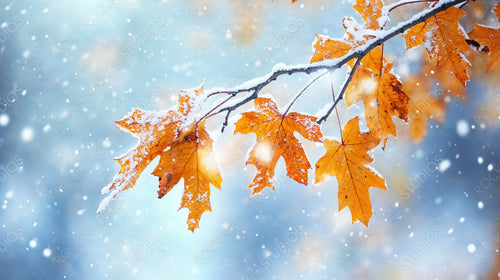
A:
283,70,329,115
387,0,438,13
329,74,344,142
317,57,361,124
217,90,258,132
197,94,236,125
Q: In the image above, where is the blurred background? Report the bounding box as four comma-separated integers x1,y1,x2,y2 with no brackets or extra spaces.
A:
0,0,499,279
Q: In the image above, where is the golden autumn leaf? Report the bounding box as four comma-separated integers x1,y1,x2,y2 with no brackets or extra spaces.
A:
469,3,500,71
309,19,364,64
153,121,221,232
345,47,409,140
404,78,446,143
234,97,323,194
98,109,182,213
403,7,472,86
100,85,221,231
424,57,468,100
312,46,409,142
310,1,408,141
315,116,386,225
353,0,384,30
310,34,352,64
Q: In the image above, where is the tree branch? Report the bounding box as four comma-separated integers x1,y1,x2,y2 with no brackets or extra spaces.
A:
201,0,467,125
217,90,258,133
317,57,361,124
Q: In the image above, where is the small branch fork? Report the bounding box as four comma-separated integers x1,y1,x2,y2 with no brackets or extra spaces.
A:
197,0,467,130
317,58,361,124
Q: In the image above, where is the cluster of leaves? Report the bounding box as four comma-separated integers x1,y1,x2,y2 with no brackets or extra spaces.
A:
99,0,500,231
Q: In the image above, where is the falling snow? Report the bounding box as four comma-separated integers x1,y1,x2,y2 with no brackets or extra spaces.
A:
456,119,469,137
438,159,451,173
0,1,499,279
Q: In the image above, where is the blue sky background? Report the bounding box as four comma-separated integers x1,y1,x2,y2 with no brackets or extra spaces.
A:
0,0,499,279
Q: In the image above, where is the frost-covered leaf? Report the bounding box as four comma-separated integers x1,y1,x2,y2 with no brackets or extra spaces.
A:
98,109,181,213
153,121,221,232
469,3,500,71
100,85,220,231
353,0,384,30
404,7,471,86
345,47,409,141
234,97,323,194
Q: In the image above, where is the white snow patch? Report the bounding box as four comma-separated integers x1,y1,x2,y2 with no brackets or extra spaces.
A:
21,127,34,142
434,197,442,205
477,157,484,164
225,29,232,40
97,189,120,213
0,114,9,126
467,244,476,254
43,124,51,132
43,248,52,257
487,164,493,171
456,119,469,137
29,239,37,248
477,201,484,209
102,139,112,148
438,159,451,173
5,190,13,199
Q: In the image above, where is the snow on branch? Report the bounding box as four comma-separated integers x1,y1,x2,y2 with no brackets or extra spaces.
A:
200,0,467,129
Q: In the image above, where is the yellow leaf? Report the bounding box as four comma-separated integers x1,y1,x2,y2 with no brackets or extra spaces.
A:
153,121,221,232
404,7,471,86
315,116,386,225
234,97,323,194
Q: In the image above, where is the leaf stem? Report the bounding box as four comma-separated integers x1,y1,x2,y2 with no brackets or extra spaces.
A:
196,94,236,125
387,0,439,14
283,69,329,115
317,57,362,124
330,74,344,143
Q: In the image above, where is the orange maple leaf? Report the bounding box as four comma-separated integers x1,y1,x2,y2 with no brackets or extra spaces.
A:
315,116,386,225
312,46,408,142
234,97,323,194
310,34,352,64
310,2,407,141
469,3,500,71
403,7,471,86
424,57,468,100
404,78,446,143
98,109,181,212
100,85,221,231
153,121,221,232
345,47,409,140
